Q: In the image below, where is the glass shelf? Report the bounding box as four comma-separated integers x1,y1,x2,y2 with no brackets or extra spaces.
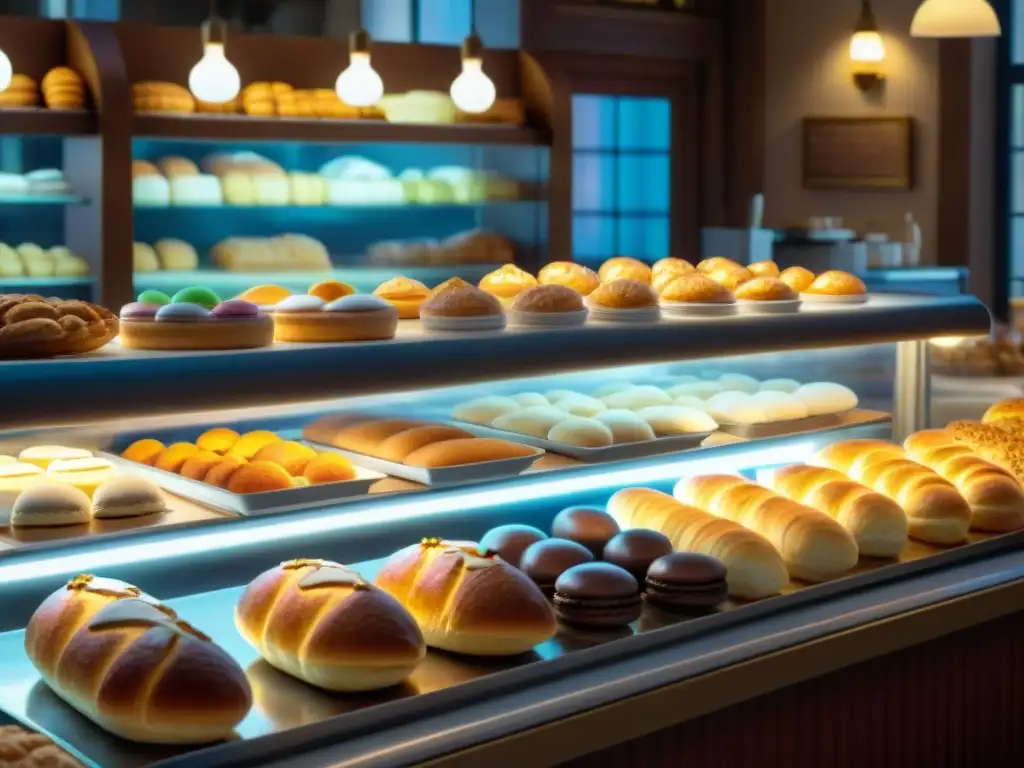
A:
132,200,537,212
0,195,88,206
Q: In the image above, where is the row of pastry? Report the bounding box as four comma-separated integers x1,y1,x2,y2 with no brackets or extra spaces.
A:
0,169,75,197
0,67,86,110
0,243,88,278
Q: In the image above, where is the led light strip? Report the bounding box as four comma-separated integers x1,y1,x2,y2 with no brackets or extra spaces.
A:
0,440,818,585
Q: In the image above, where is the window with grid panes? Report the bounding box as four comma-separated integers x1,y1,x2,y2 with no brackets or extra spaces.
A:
362,0,519,47
571,94,671,266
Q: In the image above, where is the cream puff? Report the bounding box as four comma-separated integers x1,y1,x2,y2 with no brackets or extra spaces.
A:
705,264,754,291
748,260,781,278
734,277,797,302
374,277,431,319
780,266,816,293
586,279,660,322
598,257,652,284
659,272,736,304
478,264,538,308
509,284,587,328
420,286,506,332
696,256,740,273
537,262,600,295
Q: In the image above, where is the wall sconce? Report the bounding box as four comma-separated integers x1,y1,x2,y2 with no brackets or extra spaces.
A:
850,0,886,91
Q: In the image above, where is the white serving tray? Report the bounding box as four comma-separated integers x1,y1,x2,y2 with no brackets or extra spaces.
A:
734,299,802,315
713,409,852,438
586,305,661,323
455,421,712,462
799,292,869,305
659,301,737,318
100,449,385,517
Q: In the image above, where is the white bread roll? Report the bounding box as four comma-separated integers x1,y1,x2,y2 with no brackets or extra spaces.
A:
674,474,859,582
606,488,787,600
374,539,555,655
492,405,566,438
637,405,717,435
595,409,656,443
236,559,425,691
25,575,251,743
452,396,521,425
601,385,672,410
554,394,607,418
548,416,613,447
511,392,549,408
764,464,908,558
717,373,759,393
794,382,858,416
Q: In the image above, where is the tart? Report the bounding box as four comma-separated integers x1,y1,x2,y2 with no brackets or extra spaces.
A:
0,295,118,359
374,277,430,319
272,294,398,342
119,288,274,350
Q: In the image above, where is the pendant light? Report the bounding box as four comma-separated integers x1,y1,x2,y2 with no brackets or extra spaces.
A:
188,0,241,104
0,48,11,93
910,0,1001,38
450,0,496,114
850,0,886,91
336,27,384,107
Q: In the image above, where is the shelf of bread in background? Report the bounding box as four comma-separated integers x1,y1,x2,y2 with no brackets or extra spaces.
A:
929,324,1024,378
132,152,527,208
0,66,96,135
0,168,83,204
0,242,89,280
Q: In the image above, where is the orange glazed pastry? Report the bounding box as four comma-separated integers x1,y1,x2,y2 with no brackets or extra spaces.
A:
196,427,240,454
238,284,292,306
478,264,538,307
779,266,815,293
153,443,199,473
179,450,224,481
804,270,867,296
228,461,294,494
121,438,165,465
748,260,781,278
303,453,358,484
205,456,247,489
374,277,431,319
228,430,282,460
598,257,651,284
253,441,318,476
537,262,600,296
309,280,355,302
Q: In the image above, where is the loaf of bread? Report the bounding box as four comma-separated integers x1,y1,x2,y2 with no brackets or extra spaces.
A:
403,437,536,468
606,488,787,599
763,464,908,558
674,475,859,582
375,538,556,655
903,429,1024,532
236,559,425,691
304,418,427,455
24,574,251,743
211,234,331,271
811,439,972,544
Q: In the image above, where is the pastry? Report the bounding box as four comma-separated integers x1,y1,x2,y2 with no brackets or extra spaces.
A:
120,439,165,465
211,234,331,272
0,242,24,277
303,453,357,485
554,394,607,418
509,284,587,327
696,257,740,273
419,286,506,332
982,398,1024,424
375,425,473,462
132,242,160,272
748,260,780,278
780,266,816,293
759,378,801,393
794,382,858,415
10,483,91,527
227,461,294,494
253,441,317,476
666,381,723,399
601,529,674,582
638,405,717,435
545,389,580,403
674,475,859,582
803,270,867,298
196,427,240,454
309,280,355,302
0,74,39,107
227,431,282,460
25,576,251,743
402,438,536,467
238,284,292,306
492,406,568,438
304,418,426,455
553,563,642,628
538,262,600,295
479,524,548,568
42,66,85,110
432,276,472,295
205,457,247,489
764,464,908,558
587,279,660,322
18,445,92,470
51,247,89,277
598,257,652,284
644,553,729,610
595,409,657,443
750,391,810,421
551,506,621,557
272,294,399,343
651,257,695,280
452,396,521,425
0,462,44,511
179,451,225,481
157,156,199,178
132,81,195,113
511,392,549,408
91,477,165,519
478,264,538,307
705,263,755,291
659,272,736,304
0,724,84,767
375,539,556,655
548,417,614,447
734,276,798,302
236,559,425,691
0,296,118,359
119,297,274,351
373,277,431,319
154,239,199,271
46,457,116,498
601,385,672,410
519,538,595,593
153,442,200,472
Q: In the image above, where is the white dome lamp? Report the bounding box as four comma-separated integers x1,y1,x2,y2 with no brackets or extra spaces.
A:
188,3,241,104
450,0,496,114
910,0,1001,37
336,27,384,107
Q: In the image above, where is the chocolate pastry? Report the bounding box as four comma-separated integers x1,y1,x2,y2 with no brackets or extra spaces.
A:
519,538,594,593
644,552,728,610
602,529,673,582
480,524,548,568
550,505,620,557
554,562,642,628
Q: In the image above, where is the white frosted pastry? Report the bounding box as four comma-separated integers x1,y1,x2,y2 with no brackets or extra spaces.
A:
254,176,290,206
638,405,718,436
602,385,672,411
11,482,91,527
717,373,760,393
545,389,580,404
452,396,521,425
493,406,567,438
548,417,614,448
19,446,92,470
593,382,636,398
595,410,656,443
511,392,549,408
555,394,607,418
759,378,801,394
132,176,171,206
666,381,723,400
750,391,809,422
794,382,859,416
170,174,223,205
673,394,709,411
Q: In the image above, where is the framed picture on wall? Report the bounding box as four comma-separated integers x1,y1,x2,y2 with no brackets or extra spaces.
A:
801,117,914,191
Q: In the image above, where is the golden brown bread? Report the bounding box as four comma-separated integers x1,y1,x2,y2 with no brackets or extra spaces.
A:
764,464,908,558
804,270,866,296
903,430,1024,532
402,437,537,467
420,286,503,317
696,257,739,273
376,425,474,462
606,488,787,599
478,263,537,301
588,278,658,309
306,418,427,455
674,475,859,582
734,276,797,302
598,257,652,284
705,264,755,291
235,559,425,691
24,575,251,743
537,261,600,295
658,272,735,303
511,284,585,313
748,260,780,278
982,398,1024,424
810,440,972,544
779,266,815,293
374,538,555,655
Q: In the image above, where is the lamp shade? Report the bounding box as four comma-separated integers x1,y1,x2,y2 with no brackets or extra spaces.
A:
910,0,1001,38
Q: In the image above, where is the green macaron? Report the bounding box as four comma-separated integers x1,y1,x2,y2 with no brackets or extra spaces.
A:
171,286,221,309
137,289,171,306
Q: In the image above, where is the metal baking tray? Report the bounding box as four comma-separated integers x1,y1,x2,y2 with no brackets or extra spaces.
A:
714,409,854,438
99,451,385,517
454,421,712,462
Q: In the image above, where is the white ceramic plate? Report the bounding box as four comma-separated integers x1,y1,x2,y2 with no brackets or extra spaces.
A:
799,292,869,305
508,309,589,328
734,299,802,315
420,314,507,332
586,305,661,323
659,301,737,318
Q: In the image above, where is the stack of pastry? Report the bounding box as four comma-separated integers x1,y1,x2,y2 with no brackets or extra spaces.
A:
0,242,88,277
0,74,39,107
132,81,195,113
41,67,86,110
0,295,117,359
211,234,332,271
132,239,199,272
120,427,359,493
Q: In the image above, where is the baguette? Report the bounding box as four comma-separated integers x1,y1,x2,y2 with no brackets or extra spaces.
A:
606,487,787,599
236,559,425,691
374,538,555,655
763,464,908,558
402,437,536,467
308,418,427,455
24,575,251,744
904,430,1024,532
673,475,859,582
811,440,971,544
376,425,474,462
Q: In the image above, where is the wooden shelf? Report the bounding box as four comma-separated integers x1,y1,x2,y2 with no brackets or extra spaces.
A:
132,114,551,146
0,108,97,136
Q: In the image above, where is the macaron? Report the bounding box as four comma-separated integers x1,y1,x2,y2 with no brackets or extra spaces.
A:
119,302,160,320
644,552,728,610
274,294,326,313
155,302,211,322
172,286,221,309
554,562,642,629
519,538,594,593
91,477,166,519
211,299,260,319
479,524,548,568
550,506,620,558
602,529,674,582
137,289,171,306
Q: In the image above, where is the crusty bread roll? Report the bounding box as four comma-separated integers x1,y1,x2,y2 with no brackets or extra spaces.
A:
305,418,427,455
903,429,1024,533
236,559,425,691
25,575,251,743
376,425,473,462
764,464,908,558
811,439,971,545
982,398,1024,424
606,488,787,599
674,475,859,582
403,437,537,467
374,538,555,655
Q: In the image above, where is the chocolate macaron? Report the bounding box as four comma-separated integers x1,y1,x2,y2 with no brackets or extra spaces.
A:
554,562,642,629
645,552,728,610
551,506,620,557
520,538,594,593
480,524,548,568
602,529,673,582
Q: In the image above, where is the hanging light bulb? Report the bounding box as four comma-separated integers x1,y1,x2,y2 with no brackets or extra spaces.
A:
910,0,1001,38
0,48,12,93
188,13,241,104
336,28,384,107
450,33,495,114
849,0,886,91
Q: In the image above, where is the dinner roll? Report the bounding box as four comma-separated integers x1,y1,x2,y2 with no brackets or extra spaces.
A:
554,394,607,418
595,410,657,443
452,396,521,425
548,417,614,447
492,406,568,438
638,405,718,436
